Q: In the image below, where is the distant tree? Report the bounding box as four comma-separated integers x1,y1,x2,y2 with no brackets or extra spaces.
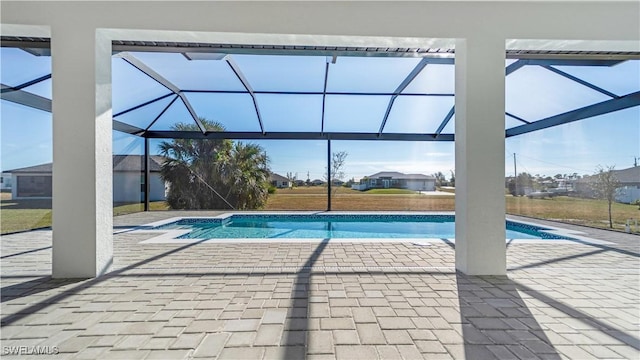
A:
449,170,455,187
286,172,297,189
508,172,534,196
324,151,348,195
433,172,446,187
159,119,270,210
306,171,311,186
591,165,620,228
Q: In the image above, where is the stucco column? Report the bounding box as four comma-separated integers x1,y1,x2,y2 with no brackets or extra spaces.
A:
51,26,113,278
454,37,506,275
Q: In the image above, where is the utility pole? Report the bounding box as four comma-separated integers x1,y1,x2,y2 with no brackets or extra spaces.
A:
513,153,518,196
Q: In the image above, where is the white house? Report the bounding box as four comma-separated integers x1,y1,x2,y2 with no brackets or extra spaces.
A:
576,166,640,203
0,172,12,191
6,163,53,199
269,173,291,189
6,155,167,202
112,155,167,203
357,171,436,191
613,166,640,204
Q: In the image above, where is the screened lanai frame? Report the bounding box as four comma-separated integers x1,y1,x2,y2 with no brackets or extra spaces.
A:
2,37,639,210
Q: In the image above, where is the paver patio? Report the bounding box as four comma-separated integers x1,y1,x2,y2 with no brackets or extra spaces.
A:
1,212,638,359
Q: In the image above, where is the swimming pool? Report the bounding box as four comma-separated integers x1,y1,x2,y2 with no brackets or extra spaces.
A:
149,214,577,241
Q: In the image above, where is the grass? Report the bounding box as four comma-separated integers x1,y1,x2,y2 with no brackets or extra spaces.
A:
506,195,640,233
364,188,419,194
265,186,455,211
2,188,638,234
0,192,169,234
1,208,52,234
113,201,169,216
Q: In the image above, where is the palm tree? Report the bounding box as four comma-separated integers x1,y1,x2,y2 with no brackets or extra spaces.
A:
224,142,270,209
159,118,270,210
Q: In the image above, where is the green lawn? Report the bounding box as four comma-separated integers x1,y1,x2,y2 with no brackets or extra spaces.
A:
0,194,168,234
1,208,52,234
113,201,169,216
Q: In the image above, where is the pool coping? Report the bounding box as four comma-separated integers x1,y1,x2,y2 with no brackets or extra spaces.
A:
126,211,613,246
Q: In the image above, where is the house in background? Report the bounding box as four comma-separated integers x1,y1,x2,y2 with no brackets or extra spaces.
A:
6,163,52,199
311,179,325,186
0,172,12,191
269,173,291,189
575,165,640,203
112,155,167,203
354,171,436,191
5,155,167,202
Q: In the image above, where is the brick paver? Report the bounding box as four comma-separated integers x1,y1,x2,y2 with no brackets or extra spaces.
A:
0,212,638,359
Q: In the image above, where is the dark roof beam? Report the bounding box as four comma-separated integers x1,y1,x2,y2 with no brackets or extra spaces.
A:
506,112,531,124
434,106,455,138
143,130,455,142
506,91,640,137
145,95,180,132
178,93,206,132
506,59,528,76
0,74,51,93
118,52,206,133
181,89,454,96
540,65,620,98
321,60,330,134
225,55,265,134
0,84,51,112
113,93,174,118
378,58,430,135
113,120,145,136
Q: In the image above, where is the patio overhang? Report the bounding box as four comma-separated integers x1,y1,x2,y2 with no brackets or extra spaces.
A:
2,0,638,279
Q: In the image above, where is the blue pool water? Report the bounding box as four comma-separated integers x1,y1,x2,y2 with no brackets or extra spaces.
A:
154,214,573,240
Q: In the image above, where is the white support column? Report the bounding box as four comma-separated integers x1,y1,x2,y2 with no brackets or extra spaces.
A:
51,26,113,278
455,37,506,276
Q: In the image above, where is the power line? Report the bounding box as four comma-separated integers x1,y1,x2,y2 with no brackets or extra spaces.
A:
505,150,593,174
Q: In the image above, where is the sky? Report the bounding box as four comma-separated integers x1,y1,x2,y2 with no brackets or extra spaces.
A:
2,48,639,181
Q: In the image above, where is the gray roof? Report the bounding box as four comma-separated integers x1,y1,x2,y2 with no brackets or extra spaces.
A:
367,171,435,180
612,166,640,183
577,166,640,185
113,155,165,172
3,163,53,174
6,155,165,174
269,173,289,182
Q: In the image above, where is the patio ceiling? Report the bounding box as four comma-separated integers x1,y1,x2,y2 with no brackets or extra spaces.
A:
2,38,640,141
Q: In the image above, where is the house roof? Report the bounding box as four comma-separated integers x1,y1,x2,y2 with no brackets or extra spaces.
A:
577,166,640,185
367,171,435,180
5,155,165,174
3,163,53,174
113,155,165,172
612,166,640,183
269,173,289,182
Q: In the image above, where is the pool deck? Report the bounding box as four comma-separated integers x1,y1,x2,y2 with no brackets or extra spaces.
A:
1,212,638,359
